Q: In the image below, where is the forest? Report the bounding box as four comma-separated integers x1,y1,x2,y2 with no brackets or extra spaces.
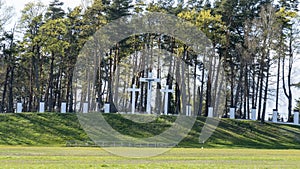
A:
0,0,299,123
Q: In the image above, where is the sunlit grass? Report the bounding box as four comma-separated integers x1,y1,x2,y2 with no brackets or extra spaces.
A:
0,147,299,168
0,113,300,149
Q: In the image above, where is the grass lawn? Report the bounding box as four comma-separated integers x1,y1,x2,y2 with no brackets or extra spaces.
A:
0,147,299,168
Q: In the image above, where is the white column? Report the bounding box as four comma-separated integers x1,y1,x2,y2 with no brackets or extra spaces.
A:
160,85,173,115
127,84,141,114
104,103,110,113
208,107,213,118
16,103,22,113
140,72,160,114
39,102,45,113
272,109,278,123
251,108,256,121
186,104,192,116
294,111,299,125
230,107,235,119
96,102,100,112
61,102,67,113
83,103,88,113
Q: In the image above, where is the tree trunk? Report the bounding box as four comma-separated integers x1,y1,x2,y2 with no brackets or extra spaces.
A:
1,65,9,112
261,59,270,123
47,53,55,112
275,57,280,111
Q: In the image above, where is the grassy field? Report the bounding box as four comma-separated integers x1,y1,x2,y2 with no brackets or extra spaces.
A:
0,147,299,168
1,113,300,168
0,113,300,149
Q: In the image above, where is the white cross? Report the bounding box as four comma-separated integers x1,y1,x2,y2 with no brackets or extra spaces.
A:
140,72,160,114
127,84,141,114
160,85,173,115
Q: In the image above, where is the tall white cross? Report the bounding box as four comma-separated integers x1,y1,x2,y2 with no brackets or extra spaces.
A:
140,72,160,114
127,84,141,114
160,85,173,115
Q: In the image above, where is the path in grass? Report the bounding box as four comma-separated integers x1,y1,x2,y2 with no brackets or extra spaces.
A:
0,147,299,168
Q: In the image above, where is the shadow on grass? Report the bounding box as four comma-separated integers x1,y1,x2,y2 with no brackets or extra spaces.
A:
0,113,300,149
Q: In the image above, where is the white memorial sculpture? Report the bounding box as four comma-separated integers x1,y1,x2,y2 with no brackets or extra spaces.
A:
186,104,192,116
104,103,110,113
140,72,160,114
39,102,45,113
251,108,256,121
83,102,88,113
61,102,67,113
230,107,235,119
17,103,22,113
208,107,213,117
160,85,173,115
294,111,299,125
272,109,278,123
127,84,141,114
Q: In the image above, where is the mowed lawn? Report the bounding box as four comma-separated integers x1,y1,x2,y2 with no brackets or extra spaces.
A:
0,147,299,168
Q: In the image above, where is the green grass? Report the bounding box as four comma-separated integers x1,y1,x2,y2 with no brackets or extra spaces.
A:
0,147,299,168
0,113,89,146
0,113,300,149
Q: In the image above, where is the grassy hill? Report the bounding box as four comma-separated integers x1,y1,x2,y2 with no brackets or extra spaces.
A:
0,113,300,149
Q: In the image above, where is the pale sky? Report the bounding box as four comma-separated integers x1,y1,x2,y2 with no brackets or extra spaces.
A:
6,0,82,12
5,0,82,29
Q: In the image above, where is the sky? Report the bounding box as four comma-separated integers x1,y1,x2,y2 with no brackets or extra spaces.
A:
4,0,82,29
6,0,82,12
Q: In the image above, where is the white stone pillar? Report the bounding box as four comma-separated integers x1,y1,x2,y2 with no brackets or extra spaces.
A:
39,102,45,113
83,103,88,113
208,107,213,118
272,109,278,123
127,84,141,114
186,104,192,116
251,108,256,121
61,102,67,113
140,72,160,114
17,103,22,113
160,85,173,115
294,111,299,125
104,103,110,113
230,107,235,119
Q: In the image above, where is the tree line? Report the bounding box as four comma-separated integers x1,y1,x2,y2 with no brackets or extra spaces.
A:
0,0,299,123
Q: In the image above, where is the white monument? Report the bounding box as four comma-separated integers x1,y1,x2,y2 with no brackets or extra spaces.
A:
272,109,278,123
186,104,192,116
39,102,45,113
83,102,88,113
140,72,160,114
251,108,256,121
127,84,141,114
61,102,67,113
294,111,299,125
160,85,173,115
16,103,22,113
230,107,235,119
208,107,213,118
104,103,110,113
